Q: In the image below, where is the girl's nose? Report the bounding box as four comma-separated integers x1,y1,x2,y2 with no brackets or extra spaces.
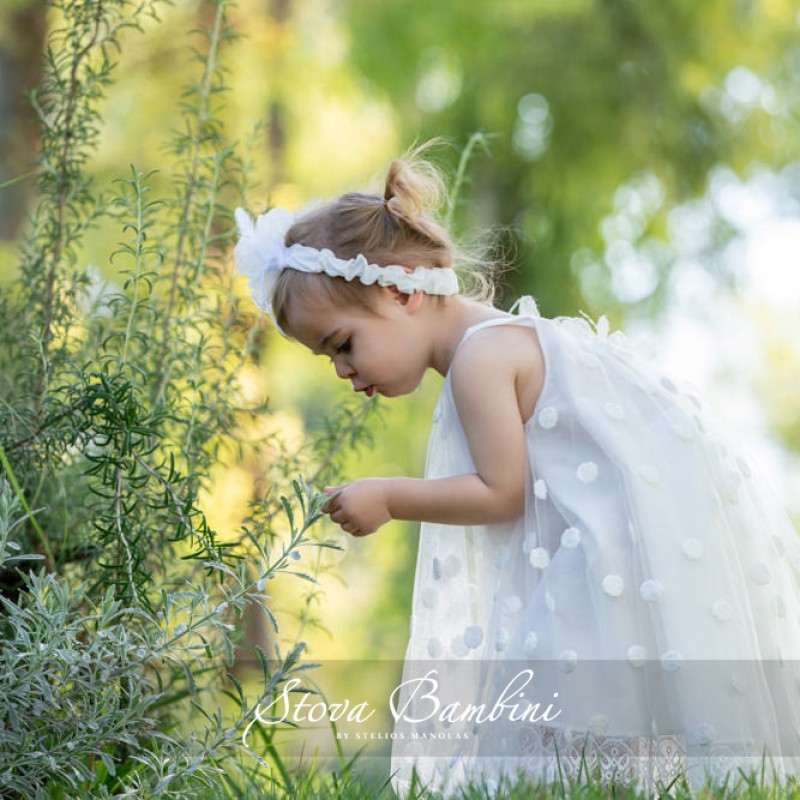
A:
333,357,354,380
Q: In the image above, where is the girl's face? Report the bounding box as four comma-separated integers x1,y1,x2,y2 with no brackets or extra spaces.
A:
284,289,430,398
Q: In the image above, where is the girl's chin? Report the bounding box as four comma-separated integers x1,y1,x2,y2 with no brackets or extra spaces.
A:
373,372,425,398
381,382,420,399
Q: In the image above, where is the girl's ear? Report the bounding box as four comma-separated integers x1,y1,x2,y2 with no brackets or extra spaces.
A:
385,263,424,312
385,284,424,313
404,289,424,314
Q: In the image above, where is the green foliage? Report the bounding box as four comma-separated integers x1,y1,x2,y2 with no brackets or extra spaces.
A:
0,0,380,795
17,0,159,404
0,476,337,798
341,0,800,318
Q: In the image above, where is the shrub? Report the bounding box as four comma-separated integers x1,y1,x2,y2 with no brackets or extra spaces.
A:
0,0,374,795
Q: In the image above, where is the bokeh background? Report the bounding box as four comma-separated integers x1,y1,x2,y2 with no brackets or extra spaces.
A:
2,0,799,716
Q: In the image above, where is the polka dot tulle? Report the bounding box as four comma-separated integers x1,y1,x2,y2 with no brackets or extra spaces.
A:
392,303,800,796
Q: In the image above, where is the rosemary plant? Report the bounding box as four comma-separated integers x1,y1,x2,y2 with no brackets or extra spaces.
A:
0,0,377,795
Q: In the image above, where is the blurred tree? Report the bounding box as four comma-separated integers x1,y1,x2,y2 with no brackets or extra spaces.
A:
340,0,800,318
0,0,46,241
265,0,290,189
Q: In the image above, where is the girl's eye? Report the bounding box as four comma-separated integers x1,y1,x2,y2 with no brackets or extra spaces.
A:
327,338,351,364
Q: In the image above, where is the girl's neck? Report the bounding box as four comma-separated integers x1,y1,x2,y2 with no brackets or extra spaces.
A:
426,296,511,377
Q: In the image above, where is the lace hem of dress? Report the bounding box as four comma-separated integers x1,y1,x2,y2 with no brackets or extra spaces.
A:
392,724,790,798
504,724,786,792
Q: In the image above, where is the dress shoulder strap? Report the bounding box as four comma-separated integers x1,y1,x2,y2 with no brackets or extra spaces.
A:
508,295,540,317
455,295,541,352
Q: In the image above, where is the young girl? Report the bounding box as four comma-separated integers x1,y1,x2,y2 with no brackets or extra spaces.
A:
234,150,800,795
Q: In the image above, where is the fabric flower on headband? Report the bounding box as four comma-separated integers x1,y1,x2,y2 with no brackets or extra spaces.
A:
233,207,296,332
233,206,460,335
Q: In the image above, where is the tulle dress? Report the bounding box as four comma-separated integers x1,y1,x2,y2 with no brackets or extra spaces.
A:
390,297,800,796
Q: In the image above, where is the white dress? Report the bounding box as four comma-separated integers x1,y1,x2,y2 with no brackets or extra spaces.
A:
390,297,800,796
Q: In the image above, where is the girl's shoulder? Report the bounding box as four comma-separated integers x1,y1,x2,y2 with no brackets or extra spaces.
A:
452,317,542,364
449,319,545,424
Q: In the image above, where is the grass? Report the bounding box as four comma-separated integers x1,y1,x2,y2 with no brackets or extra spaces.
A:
196,754,800,799
300,766,799,799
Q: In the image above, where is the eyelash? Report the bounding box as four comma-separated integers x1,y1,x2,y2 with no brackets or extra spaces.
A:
328,338,351,363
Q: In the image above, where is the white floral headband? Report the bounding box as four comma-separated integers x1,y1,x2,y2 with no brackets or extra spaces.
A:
233,207,460,335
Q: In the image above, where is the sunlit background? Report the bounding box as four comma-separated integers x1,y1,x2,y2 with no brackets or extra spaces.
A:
2,0,799,768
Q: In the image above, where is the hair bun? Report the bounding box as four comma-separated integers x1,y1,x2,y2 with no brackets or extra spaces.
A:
383,149,445,225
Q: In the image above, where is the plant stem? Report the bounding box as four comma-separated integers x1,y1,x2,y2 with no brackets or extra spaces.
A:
36,1,105,414
445,131,490,229
0,441,55,567
153,0,226,408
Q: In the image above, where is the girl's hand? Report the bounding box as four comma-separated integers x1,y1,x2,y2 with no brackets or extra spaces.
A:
322,479,391,536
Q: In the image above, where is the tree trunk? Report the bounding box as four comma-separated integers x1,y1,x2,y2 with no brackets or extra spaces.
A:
0,0,47,242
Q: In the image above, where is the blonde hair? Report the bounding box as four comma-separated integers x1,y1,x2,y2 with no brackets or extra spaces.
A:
272,142,496,334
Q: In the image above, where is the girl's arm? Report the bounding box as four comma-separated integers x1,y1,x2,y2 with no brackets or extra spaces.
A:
389,326,535,523
324,325,544,535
